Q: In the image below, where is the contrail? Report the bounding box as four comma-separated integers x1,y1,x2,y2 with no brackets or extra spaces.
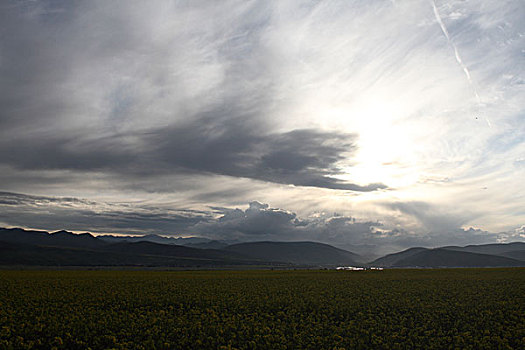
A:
431,0,491,127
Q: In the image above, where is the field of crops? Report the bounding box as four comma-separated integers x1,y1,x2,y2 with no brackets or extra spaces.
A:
0,268,523,349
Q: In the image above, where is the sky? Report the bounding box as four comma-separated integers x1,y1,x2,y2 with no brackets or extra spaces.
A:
0,0,524,256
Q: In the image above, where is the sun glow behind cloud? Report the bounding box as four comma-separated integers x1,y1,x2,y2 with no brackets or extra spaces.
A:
252,0,507,196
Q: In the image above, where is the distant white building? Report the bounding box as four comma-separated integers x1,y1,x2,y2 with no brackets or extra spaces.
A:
336,266,365,271
336,266,383,271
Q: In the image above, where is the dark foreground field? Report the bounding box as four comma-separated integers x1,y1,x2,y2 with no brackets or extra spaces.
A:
0,269,524,349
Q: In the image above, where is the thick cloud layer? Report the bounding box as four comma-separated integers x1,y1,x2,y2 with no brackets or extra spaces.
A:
152,122,387,191
0,1,524,250
0,122,384,191
0,1,386,192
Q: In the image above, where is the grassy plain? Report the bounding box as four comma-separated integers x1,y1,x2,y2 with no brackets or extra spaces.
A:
0,268,523,349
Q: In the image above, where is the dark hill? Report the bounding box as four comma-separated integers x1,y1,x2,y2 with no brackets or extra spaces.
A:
224,241,361,266
393,249,524,268
370,242,525,267
441,242,525,259
369,247,428,267
184,240,229,250
100,241,250,261
0,228,272,267
498,250,525,261
0,227,105,249
0,241,263,267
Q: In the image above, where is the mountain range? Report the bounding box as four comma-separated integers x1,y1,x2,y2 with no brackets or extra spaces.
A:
97,234,234,250
370,243,525,268
1,227,524,268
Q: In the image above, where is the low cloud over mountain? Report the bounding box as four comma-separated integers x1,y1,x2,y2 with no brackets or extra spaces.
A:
1,191,522,256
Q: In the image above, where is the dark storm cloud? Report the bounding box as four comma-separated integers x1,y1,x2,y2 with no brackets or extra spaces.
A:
0,134,138,171
151,119,387,191
0,1,84,130
0,119,386,191
0,1,384,192
188,201,384,244
194,201,301,239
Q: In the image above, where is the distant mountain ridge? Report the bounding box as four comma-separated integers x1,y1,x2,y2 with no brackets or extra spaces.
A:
394,249,523,267
1,227,524,268
0,227,104,249
0,228,264,267
97,234,237,249
224,241,363,266
97,234,212,245
371,242,525,268
0,228,360,267
0,241,261,267
442,242,525,255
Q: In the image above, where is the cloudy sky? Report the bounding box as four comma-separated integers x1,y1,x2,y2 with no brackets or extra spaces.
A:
0,0,523,255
